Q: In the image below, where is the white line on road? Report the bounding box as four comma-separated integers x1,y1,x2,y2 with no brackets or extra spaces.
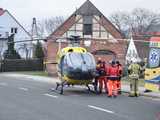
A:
44,93,58,98
19,87,29,91
0,82,8,86
88,105,115,114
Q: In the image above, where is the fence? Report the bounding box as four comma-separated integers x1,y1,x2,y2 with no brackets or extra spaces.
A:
0,59,43,72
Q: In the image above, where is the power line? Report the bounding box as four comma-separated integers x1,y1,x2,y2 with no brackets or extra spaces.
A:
6,36,153,44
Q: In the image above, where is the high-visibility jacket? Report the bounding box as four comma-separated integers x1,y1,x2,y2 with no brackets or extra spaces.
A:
128,63,141,79
108,65,119,80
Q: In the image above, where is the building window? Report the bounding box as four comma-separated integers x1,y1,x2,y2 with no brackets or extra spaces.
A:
83,15,93,35
11,27,18,34
83,24,92,35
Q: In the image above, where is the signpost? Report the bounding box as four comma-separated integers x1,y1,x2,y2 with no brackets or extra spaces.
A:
126,37,141,64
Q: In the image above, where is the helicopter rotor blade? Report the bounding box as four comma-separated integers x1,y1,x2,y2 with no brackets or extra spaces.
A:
6,34,160,44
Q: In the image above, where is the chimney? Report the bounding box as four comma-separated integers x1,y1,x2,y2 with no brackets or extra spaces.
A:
0,8,4,16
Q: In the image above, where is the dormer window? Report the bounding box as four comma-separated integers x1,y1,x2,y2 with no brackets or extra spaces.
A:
11,27,18,34
83,24,92,35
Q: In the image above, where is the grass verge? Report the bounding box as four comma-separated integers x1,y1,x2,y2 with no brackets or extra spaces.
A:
15,71,49,77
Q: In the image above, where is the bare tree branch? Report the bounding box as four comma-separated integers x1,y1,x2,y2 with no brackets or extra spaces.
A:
37,16,64,37
109,8,160,38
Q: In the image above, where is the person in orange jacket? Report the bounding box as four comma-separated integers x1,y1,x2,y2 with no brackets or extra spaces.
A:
116,61,122,94
107,60,119,98
96,58,107,94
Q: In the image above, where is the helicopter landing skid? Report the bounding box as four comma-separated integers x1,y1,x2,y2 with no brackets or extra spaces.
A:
86,83,98,94
54,81,67,94
49,81,98,95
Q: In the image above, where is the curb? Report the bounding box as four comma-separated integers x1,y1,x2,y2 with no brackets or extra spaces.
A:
121,90,160,99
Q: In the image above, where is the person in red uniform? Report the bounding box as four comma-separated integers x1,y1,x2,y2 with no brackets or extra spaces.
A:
116,61,122,94
107,61,119,97
96,58,107,94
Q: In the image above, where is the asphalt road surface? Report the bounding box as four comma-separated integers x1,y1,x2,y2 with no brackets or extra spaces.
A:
0,74,159,120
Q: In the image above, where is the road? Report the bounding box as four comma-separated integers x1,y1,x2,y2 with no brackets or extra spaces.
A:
0,73,159,120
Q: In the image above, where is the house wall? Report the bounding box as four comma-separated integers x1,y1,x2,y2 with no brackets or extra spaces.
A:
0,11,32,59
61,15,116,40
0,39,7,59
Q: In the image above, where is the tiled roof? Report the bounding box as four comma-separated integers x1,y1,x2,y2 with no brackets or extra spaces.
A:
146,24,160,33
74,0,102,16
50,0,123,39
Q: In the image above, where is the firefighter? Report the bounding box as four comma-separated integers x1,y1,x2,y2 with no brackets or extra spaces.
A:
128,59,142,97
116,61,122,94
107,61,119,98
96,58,107,94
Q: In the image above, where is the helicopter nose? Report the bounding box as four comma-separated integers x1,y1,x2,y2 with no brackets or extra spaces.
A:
67,67,94,80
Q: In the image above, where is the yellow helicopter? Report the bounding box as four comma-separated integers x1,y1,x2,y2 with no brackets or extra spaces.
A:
55,35,97,94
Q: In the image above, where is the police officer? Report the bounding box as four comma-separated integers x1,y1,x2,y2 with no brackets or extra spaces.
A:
128,59,142,97
107,61,119,98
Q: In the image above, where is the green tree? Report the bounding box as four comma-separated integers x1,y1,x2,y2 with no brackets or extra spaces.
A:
34,41,44,59
3,34,21,59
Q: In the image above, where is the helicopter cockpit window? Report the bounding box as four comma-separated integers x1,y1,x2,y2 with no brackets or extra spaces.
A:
148,48,160,68
67,53,83,69
81,53,96,68
65,52,96,69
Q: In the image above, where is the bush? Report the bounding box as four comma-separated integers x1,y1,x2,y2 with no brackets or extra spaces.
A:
34,41,44,59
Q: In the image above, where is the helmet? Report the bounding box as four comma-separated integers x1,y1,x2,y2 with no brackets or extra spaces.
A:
131,58,137,63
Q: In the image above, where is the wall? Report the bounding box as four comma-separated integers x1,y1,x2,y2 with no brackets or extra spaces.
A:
0,11,32,59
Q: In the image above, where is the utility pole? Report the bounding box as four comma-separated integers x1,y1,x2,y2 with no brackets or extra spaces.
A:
30,17,39,58
31,18,39,40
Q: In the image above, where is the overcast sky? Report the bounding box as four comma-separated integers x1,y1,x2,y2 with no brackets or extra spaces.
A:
1,0,160,29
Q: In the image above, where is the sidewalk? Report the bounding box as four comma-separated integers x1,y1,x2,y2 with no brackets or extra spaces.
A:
0,72,60,83
122,84,160,98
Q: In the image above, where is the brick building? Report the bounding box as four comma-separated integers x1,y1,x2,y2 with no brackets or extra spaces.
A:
45,0,126,75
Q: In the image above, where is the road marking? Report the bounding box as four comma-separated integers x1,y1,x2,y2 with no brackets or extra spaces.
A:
44,93,58,98
88,105,115,114
0,82,8,86
19,87,28,91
